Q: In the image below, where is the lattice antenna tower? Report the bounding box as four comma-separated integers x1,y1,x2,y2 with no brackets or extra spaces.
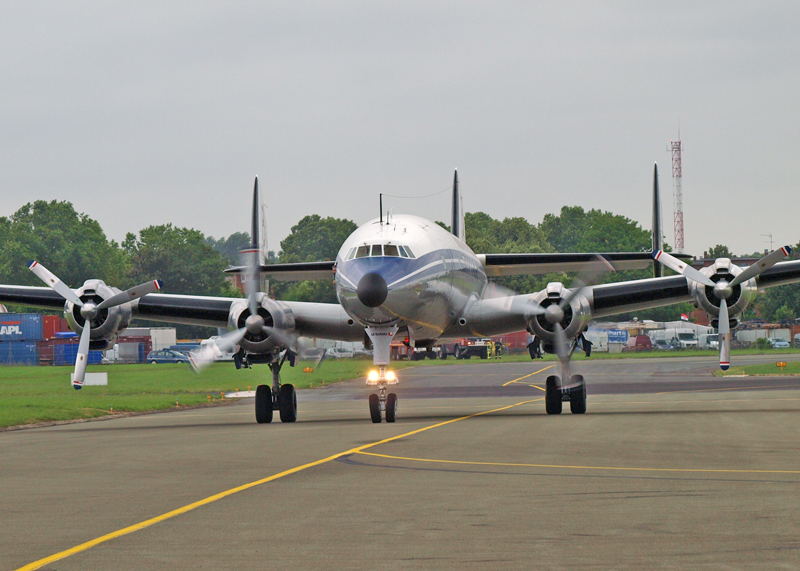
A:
671,136,684,253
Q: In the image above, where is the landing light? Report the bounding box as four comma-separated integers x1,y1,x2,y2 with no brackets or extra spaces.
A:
386,370,396,382
368,370,379,382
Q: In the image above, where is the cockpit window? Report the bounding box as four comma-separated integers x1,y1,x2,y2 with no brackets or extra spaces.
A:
402,246,416,258
383,244,399,257
345,247,356,260
355,245,370,258
370,244,383,256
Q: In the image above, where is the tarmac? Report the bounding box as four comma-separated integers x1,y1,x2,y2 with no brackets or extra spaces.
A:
3,355,800,570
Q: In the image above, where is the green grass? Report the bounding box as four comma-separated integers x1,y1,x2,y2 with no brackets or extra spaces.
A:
3,348,799,428
715,360,800,377
0,359,417,428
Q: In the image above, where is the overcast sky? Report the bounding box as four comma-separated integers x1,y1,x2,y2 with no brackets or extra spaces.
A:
2,2,798,258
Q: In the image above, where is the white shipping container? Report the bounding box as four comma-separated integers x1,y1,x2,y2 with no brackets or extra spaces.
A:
736,330,769,343
150,328,177,350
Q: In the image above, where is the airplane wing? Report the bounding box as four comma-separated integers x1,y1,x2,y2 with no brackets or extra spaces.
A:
0,286,363,341
450,259,800,338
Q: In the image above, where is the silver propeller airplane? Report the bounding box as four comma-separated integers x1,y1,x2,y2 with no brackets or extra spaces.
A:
2,166,799,422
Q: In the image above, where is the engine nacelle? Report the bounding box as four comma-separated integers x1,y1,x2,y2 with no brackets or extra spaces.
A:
227,294,296,353
64,279,132,350
527,282,592,344
689,258,758,325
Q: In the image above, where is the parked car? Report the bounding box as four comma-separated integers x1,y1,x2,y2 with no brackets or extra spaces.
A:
147,349,190,364
325,347,354,359
767,338,791,349
653,339,674,351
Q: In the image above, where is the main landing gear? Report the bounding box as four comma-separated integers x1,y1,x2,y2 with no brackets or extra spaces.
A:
544,374,586,415
367,365,398,423
254,350,297,424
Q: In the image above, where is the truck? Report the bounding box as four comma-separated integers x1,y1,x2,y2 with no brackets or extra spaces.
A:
651,328,698,350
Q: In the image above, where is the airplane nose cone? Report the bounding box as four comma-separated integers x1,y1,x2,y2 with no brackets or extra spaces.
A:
357,272,388,308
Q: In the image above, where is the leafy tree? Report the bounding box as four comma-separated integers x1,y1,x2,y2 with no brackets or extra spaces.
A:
124,224,239,337
0,200,128,289
272,215,357,303
279,215,357,263
205,232,252,266
706,244,732,258
539,206,650,253
124,224,234,297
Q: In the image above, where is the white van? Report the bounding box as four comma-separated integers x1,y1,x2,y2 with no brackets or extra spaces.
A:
698,333,719,350
651,328,699,350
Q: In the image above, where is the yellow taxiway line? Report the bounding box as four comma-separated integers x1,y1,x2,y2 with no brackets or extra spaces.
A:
355,450,800,475
15,398,541,571
501,365,555,386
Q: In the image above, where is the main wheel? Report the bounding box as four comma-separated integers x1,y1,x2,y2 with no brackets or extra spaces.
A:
255,384,273,424
569,375,587,414
439,351,447,360
279,384,297,423
369,394,381,423
545,375,562,415
385,393,398,423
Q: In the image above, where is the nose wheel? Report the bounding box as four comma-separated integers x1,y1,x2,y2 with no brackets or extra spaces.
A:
368,383,398,423
366,366,399,423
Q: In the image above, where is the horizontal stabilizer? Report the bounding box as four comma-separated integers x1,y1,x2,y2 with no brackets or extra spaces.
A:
478,252,692,277
224,261,336,282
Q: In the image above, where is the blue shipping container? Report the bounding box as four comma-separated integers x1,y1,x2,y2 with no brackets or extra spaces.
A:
0,341,39,365
0,314,43,342
53,344,103,366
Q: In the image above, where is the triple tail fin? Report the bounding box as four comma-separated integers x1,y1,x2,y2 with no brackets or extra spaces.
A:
451,169,465,242
652,163,663,278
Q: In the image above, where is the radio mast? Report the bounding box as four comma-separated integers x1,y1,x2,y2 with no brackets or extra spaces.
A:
671,136,684,253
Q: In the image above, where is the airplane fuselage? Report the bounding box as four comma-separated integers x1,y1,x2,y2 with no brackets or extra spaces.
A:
335,214,486,345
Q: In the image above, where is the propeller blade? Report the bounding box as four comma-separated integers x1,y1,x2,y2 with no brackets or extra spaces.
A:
652,250,715,287
71,321,91,389
718,299,731,371
96,280,163,310
262,325,296,349
560,255,615,310
729,246,792,287
27,261,83,306
187,328,246,374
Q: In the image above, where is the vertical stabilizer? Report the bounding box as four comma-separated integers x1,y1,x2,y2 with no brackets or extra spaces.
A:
240,176,265,293
451,169,465,242
652,164,663,278
251,176,260,255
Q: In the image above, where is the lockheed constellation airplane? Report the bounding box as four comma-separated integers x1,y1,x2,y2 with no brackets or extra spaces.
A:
2,166,799,423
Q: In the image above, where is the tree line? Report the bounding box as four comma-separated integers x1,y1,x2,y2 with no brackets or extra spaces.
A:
1,200,797,330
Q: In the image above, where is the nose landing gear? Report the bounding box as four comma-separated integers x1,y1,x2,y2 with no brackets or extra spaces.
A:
367,365,398,423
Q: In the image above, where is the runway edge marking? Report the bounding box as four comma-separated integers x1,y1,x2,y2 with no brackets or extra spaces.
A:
15,398,541,571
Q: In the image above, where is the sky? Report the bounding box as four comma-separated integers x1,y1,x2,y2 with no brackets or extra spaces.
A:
2,2,799,258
